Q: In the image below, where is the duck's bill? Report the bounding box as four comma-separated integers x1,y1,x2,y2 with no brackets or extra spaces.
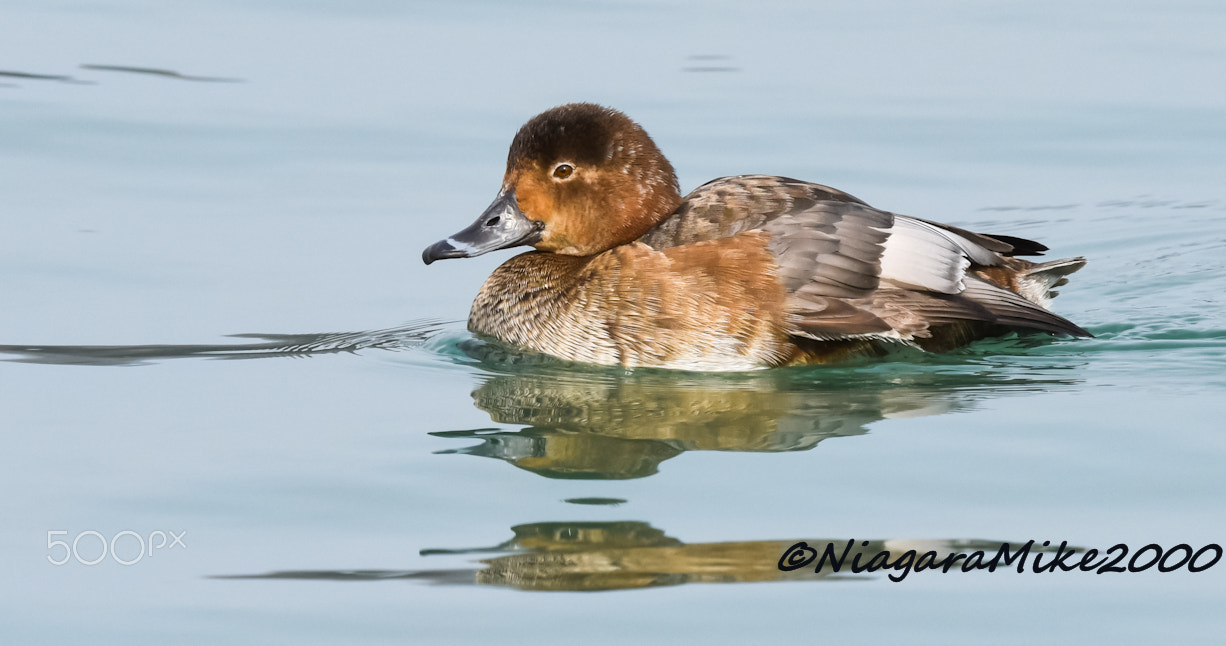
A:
422,190,543,265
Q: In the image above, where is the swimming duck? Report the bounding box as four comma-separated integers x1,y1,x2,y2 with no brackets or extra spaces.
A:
423,103,1088,370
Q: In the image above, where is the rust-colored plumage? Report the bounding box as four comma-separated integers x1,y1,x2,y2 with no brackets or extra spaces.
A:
424,103,1090,370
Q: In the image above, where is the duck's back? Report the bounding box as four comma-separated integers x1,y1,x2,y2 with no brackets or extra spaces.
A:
637,175,869,249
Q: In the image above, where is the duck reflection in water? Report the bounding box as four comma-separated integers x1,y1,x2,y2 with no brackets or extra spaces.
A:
434,337,1083,480
219,520,1072,592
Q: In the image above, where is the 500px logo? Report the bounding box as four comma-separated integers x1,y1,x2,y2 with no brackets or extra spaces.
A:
47,530,187,566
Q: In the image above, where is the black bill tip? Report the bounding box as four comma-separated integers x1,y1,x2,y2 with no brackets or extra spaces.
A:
422,239,466,265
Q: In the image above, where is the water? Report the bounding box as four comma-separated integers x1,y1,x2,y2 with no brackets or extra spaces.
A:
3,1,1226,643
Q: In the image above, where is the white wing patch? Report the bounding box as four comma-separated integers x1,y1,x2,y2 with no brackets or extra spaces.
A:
879,217,969,294
879,216,1002,294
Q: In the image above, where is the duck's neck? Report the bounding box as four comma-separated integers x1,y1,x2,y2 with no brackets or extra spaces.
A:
620,183,683,244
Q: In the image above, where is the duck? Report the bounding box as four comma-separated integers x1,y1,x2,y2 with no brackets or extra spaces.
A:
422,103,1089,370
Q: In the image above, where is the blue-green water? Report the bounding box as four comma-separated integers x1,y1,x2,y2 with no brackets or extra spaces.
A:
3,1,1226,643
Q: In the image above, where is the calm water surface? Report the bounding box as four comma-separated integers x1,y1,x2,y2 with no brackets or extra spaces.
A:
3,1,1226,643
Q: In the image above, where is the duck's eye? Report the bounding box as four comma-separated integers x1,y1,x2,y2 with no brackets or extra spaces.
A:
552,163,574,180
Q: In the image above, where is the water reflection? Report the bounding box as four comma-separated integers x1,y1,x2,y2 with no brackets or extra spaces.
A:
79,64,243,83
563,497,628,506
0,65,239,85
219,520,1065,591
0,69,92,84
683,54,740,73
0,320,445,366
433,343,1083,479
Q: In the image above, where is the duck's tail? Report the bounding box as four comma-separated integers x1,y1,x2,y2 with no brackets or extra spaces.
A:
1017,256,1087,306
971,255,1087,310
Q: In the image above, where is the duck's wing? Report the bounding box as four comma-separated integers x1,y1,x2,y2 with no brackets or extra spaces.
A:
909,218,1049,257
639,175,1088,341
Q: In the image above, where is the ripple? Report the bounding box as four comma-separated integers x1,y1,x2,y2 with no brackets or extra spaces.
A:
0,319,447,366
